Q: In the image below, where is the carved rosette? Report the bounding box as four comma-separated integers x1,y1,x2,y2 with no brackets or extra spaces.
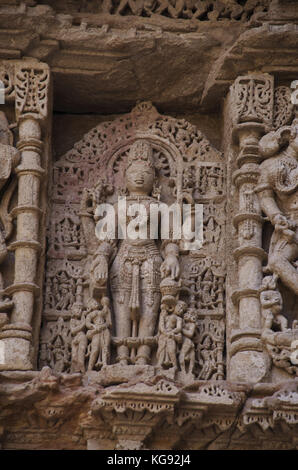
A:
0,60,50,370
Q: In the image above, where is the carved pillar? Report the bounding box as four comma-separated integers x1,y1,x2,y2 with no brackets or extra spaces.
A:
228,74,274,382
0,62,50,370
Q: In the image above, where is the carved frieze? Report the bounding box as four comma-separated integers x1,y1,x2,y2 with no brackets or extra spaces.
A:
44,0,270,21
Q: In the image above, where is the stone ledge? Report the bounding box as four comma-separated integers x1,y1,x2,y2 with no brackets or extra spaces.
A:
0,368,297,449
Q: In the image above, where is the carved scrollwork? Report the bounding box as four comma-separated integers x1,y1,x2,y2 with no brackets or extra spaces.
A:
231,74,274,127
15,64,50,120
273,86,294,130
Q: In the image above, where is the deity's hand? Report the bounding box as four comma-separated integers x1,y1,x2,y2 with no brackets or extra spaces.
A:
92,256,108,285
161,254,180,280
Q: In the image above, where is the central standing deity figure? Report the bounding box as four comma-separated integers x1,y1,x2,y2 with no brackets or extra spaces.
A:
81,140,180,366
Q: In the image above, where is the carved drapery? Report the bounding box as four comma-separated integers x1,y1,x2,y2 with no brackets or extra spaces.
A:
0,60,50,370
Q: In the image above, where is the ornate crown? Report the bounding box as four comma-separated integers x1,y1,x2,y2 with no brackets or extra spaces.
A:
127,139,154,169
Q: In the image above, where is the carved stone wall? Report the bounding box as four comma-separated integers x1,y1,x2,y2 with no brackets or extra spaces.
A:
0,0,298,451
40,101,226,384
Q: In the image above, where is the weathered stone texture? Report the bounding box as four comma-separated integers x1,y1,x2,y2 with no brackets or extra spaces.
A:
0,0,298,450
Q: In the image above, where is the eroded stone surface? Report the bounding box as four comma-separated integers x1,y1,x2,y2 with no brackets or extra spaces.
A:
0,0,298,450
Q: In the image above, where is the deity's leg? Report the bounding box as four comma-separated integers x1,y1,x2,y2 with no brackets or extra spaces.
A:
189,348,195,374
156,336,167,366
112,290,131,365
71,341,78,372
78,335,87,373
168,338,178,369
136,290,160,365
101,330,111,366
179,344,186,373
88,335,100,371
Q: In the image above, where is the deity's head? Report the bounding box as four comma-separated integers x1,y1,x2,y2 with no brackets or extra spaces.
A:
125,140,155,195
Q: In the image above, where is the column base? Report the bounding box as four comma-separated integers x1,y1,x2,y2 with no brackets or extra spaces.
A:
0,325,33,370
229,350,270,383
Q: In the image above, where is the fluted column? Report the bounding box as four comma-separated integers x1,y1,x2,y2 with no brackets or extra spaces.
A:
0,61,50,370
228,74,274,382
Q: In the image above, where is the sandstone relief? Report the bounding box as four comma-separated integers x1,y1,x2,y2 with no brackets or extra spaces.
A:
45,0,270,21
40,102,226,384
0,1,298,450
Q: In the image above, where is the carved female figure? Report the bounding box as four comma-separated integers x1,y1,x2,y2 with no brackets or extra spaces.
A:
86,297,112,370
70,302,87,373
179,308,196,374
83,139,180,366
198,335,217,380
156,300,185,369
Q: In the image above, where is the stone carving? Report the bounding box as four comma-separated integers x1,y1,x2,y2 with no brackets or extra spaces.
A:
41,317,71,373
0,66,14,102
273,86,294,130
197,318,225,380
43,102,225,383
86,297,112,370
0,112,19,328
260,275,298,376
179,308,196,375
82,139,180,366
230,73,275,383
15,64,50,120
0,60,51,371
194,163,225,200
257,120,298,296
260,276,288,333
44,261,84,318
202,203,224,250
70,302,87,373
1,2,298,451
232,74,274,127
183,258,225,315
49,0,269,21
48,204,86,260
156,300,185,370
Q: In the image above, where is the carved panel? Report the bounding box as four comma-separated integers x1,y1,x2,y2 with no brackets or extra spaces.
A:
40,102,226,381
231,74,274,127
15,64,50,120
